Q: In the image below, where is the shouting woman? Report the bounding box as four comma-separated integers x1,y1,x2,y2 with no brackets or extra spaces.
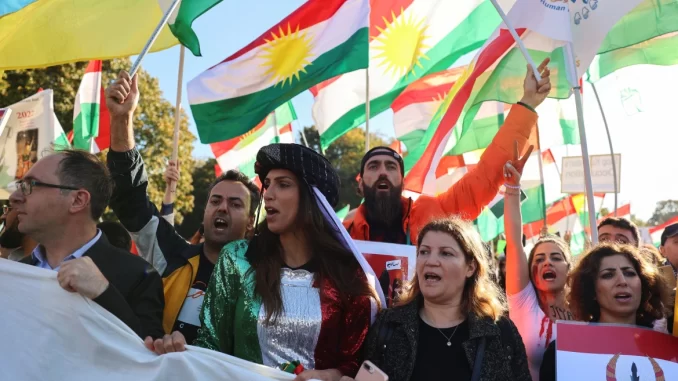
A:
503,142,574,380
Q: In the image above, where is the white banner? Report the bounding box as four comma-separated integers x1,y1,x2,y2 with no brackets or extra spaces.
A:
561,154,621,193
0,259,295,381
0,90,69,195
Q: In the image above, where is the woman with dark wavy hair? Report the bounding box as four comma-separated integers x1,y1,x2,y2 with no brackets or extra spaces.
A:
539,243,669,380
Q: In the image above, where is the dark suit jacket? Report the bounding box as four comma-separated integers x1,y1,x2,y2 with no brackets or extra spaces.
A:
21,234,164,339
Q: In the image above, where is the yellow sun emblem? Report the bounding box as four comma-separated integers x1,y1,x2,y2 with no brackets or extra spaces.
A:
261,23,314,87
427,93,447,115
373,9,431,79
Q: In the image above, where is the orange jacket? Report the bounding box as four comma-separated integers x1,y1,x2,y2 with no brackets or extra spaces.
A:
344,104,537,245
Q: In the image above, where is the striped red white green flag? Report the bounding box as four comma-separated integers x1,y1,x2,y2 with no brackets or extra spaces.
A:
71,60,110,153
211,102,296,182
646,216,678,247
586,0,678,82
598,204,632,223
188,0,369,144
311,0,507,149
404,0,646,195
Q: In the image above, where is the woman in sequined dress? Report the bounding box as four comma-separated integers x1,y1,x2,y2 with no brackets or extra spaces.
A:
164,143,382,381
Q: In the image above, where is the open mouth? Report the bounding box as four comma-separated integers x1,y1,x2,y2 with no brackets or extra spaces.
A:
213,217,228,230
376,180,390,190
265,207,279,216
423,272,441,282
614,292,632,302
542,270,557,281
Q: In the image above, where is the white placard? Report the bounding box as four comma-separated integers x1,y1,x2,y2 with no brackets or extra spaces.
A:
561,154,621,194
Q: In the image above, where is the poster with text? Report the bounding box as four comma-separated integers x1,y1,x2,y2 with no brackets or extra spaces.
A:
354,240,416,308
556,321,678,380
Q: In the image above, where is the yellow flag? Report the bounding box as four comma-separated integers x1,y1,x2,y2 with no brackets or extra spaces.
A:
0,0,178,70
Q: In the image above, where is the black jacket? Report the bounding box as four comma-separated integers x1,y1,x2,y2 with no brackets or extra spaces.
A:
364,299,531,381
21,234,164,339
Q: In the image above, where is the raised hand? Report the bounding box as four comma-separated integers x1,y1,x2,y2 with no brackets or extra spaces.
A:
105,71,139,119
503,140,534,187
520,57,552,109
164,160,180,186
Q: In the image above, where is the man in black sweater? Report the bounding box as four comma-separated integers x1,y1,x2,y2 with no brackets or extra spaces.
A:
10,149,164,339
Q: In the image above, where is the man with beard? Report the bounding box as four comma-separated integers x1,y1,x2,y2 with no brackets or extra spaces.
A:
105,71,260,349
1,205,37,260
344,59,552,245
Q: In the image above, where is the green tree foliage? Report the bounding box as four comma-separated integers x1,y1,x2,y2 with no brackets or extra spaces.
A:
176,158,218,239
301,126,391,210
648,200,678,226
0,59,196,224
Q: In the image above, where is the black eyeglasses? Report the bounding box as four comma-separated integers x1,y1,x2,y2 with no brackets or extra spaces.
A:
15,179,80,196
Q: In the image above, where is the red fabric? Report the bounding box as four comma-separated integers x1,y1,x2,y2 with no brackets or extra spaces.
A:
130,240,138,256
314,271,372,377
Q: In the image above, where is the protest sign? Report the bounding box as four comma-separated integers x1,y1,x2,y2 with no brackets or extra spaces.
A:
354,240,416,307
561,154,622,194
0,90,69,194
556,321,678,380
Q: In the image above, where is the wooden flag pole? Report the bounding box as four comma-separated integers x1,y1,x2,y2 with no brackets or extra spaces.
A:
169,45,186,194
365,68,370,153
129,0,182,78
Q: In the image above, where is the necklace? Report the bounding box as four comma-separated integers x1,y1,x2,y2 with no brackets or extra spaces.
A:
436,324,460,347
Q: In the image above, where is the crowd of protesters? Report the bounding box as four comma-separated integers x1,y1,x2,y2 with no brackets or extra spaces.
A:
1,58,677,381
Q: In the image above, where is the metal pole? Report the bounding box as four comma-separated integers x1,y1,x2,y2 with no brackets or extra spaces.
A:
570,57,599,244
590,81,619,216
129,0,182,78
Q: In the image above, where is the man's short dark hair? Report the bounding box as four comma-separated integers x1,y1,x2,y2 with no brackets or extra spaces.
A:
97,221,132,252
56,150,112,220
207,170,260,216
597,217,640,246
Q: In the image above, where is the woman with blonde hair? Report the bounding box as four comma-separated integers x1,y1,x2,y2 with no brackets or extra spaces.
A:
503,143,573,380
539,243,669,380
341,217,530,381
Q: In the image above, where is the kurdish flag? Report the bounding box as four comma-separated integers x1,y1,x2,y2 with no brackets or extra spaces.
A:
312,0,511,149
188,0,369,144
71,61,110,154
587,0,678,82
647,216,678,247
158,0,222,56
211,102,296,181
391,67,466,152
0,0,178,70
403,0,644,197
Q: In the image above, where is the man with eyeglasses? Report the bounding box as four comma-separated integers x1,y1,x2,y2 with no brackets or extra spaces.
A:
0,205,37,261
9,150,165,340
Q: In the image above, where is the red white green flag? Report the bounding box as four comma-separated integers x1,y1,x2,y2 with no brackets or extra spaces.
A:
211,102,296,182
188,0,369,144
311,0,507,149
71,60,110,153
404,0,646,195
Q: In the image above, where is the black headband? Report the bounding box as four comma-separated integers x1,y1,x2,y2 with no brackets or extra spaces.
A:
360,146,404,177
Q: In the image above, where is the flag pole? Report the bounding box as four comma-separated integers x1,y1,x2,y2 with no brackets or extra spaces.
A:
489,0,542,81
169,45,185,195
535,124,547,226
129,0,182,78
589,80,618,216
365,68,371,152
567,44,599,244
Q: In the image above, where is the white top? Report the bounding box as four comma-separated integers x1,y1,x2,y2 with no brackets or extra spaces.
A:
508,285,556,381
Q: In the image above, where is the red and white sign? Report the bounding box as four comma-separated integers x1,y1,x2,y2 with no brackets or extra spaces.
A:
354,240,416,308
557,322,678,380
